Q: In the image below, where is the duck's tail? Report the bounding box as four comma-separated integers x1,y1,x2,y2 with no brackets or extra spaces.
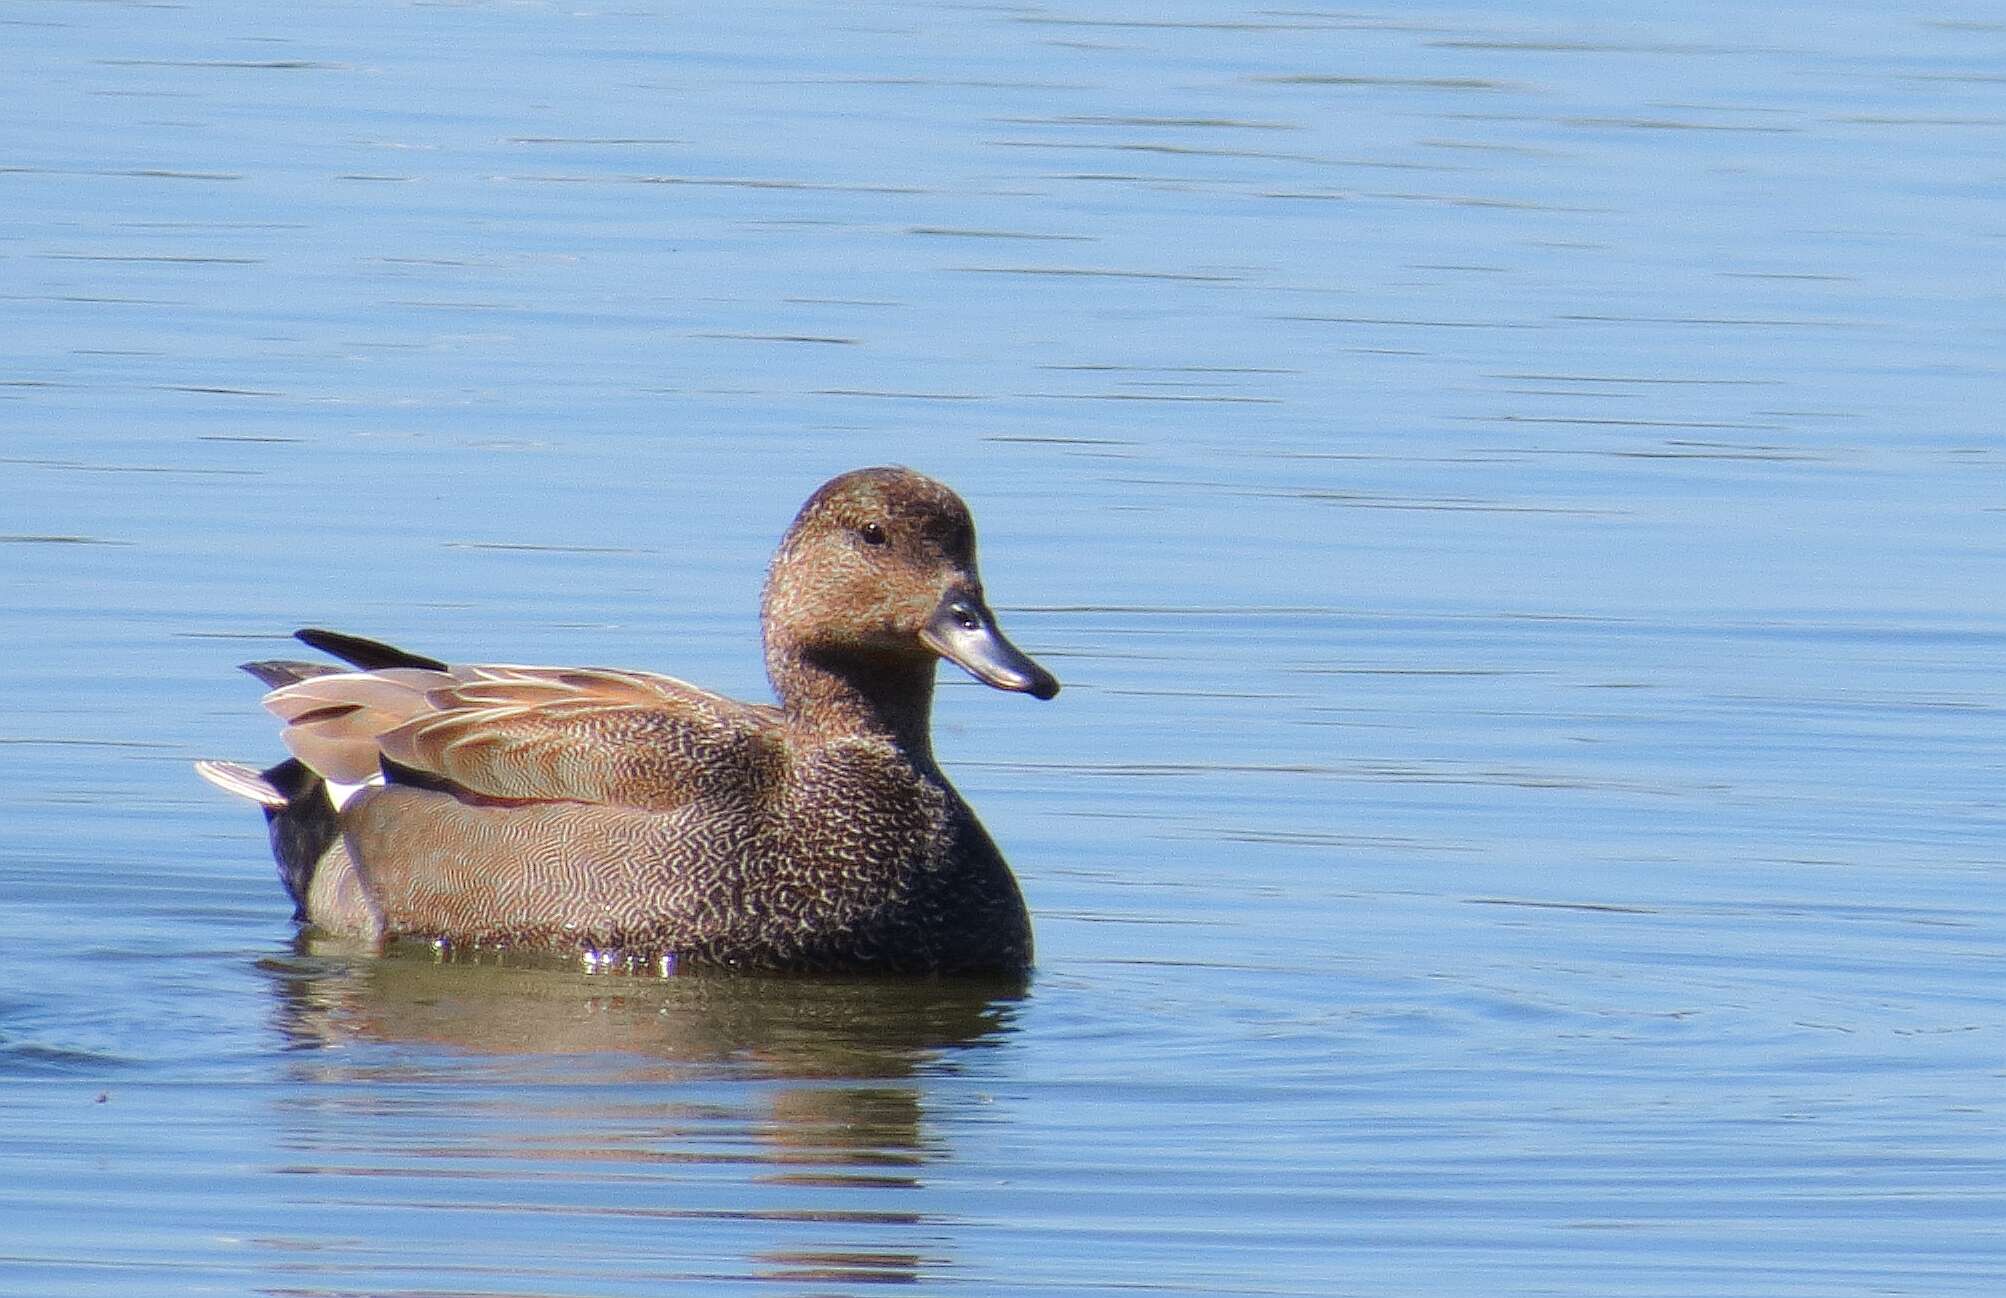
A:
199,630,448,925
196,756,342,922
195,652,359,922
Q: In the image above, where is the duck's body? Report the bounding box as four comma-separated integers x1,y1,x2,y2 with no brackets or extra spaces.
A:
198,468,1058,975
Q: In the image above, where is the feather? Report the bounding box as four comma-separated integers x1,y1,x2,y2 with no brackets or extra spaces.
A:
193,759,289,808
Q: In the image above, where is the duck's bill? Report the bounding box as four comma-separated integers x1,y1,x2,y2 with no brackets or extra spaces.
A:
922,594,1060,700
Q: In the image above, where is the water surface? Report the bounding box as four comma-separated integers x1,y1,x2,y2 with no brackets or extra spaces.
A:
2,2,2003,1295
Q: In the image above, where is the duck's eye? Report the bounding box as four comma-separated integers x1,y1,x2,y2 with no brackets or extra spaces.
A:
858,522,887,546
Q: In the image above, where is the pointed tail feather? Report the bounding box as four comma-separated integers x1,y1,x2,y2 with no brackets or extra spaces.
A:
240,659,343,690
295,627,448,672
194,759,289,808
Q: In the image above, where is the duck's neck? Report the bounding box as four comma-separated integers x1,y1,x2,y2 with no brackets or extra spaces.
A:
771,644,940,764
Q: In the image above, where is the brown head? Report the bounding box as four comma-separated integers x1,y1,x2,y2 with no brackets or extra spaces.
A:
761,468,1059,730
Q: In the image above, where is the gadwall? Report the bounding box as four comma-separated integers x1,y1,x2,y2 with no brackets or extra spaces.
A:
196,467,1059,975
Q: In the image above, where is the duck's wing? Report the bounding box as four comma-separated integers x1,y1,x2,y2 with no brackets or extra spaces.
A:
263,663,784,812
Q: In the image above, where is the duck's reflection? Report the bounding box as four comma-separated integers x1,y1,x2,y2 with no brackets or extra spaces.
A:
267,935,1025,1076
260,938,1025,1292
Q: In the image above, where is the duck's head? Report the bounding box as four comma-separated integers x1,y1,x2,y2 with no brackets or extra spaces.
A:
762,467,1060,702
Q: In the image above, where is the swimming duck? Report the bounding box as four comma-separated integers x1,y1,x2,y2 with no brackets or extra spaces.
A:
196,467,1059,975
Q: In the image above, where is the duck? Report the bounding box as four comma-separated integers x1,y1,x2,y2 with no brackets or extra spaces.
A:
196,466,1060,975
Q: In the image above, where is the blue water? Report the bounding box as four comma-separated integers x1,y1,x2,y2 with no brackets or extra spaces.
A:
3,2,2003,1295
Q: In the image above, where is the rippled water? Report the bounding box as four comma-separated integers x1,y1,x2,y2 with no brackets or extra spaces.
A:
3,2,2003,1295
